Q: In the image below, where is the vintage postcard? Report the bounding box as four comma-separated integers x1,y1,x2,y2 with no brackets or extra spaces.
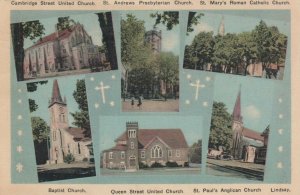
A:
0,1,299,195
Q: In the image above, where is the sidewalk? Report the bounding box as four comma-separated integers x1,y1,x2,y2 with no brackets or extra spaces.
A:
122,99,179,112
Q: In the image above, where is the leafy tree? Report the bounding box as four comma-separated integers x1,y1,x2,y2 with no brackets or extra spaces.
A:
151,11,203,34
11,21,45,81
189,139,202,164
31,117,50,143
56,16,75,31
70,79,91,137
252,20,287,77
27,81,48,112
97,12,118,70
157,52,179,99
209,102,233,152
184,32,214,70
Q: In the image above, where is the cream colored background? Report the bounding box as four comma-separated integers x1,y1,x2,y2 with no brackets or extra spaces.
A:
0,1,299,194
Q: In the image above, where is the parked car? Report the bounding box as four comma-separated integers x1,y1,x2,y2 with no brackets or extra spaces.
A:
216,154,233,161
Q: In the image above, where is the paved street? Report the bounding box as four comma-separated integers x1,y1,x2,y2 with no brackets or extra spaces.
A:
122,99,179,112
206,159,265,181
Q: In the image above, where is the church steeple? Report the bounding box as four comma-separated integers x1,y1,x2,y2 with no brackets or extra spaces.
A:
218,16,225,36
232,85,243,123
49,79,66,107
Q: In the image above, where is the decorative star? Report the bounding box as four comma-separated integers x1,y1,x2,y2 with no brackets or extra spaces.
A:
186,74,192,79
279,114,283,119
205,76,211,82
203,101,208,107
18,99,22,104
17,115,23,120
16,163,23,173
18,89,22,93
278,98,283,103
110,101,115,107
278,146,283,152
185,100,190,105
278,129,284,135
94,103,100,109
277,162,283,169
17,145,23,153
90,77,95,81
111,75,116,80
95,81,110,104
190,80,205,100
17,130,23,136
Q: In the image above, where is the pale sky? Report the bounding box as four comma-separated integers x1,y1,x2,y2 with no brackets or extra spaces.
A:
186,10,290,45
24,12,103,49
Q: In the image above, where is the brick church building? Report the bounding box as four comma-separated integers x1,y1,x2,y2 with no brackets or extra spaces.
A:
23,23,106,79
231,87,270,163
102,122,189,170
48,79,93,164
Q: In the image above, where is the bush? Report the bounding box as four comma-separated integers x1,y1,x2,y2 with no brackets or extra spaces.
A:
184,162,189,167
166,161,179,167
151,162,164,168
64,153,75,164
139,162,149,169
82,158,88,162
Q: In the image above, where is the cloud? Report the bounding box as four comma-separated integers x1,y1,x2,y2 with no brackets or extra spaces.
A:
245,105,261,119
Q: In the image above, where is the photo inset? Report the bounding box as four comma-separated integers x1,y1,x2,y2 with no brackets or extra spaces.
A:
27,77,95,182
183,11,289,80
206,76,273,181
121,11,180,112
11,12,118,81
100,116,202,175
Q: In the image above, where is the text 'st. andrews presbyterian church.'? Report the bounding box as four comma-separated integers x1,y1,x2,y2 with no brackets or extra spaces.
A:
102,122,189,171
48,79,93,164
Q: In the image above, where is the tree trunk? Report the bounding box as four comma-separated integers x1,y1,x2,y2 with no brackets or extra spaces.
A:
11,23,25,81
97,12,118,70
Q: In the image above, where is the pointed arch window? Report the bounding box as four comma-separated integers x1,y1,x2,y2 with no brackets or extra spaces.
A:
151,145,162,158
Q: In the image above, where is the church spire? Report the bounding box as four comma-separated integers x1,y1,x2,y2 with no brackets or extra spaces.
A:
232,85,242,122
49,79,65,107
218,16,225,36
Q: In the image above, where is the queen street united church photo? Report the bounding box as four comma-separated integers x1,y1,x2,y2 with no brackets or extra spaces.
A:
26,77,95,182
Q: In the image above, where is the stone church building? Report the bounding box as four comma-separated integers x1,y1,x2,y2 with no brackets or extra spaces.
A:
102,122,189,170
231,87,269,163
23,23,105,79
48,79,93,164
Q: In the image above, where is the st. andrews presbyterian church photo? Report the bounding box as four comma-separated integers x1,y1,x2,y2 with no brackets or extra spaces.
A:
26,77,95,182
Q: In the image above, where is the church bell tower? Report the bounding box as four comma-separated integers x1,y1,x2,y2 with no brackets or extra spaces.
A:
48,79,69,163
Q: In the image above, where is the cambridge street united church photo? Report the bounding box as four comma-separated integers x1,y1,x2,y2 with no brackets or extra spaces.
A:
26,77,95,182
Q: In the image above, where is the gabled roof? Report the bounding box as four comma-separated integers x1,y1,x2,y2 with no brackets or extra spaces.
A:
116,129,188,149
26,25,77,50
65,127,91,142
49,79,66,107
242,127,264,142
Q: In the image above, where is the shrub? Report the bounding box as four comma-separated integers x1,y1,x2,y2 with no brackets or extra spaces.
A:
150,162,164,168
166,161,179,167
184,162,189,167
139,162,149,169
82,158,88,162
64,153,75,164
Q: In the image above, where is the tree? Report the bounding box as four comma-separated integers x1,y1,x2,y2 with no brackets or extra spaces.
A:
31,117,50,143
97,12,118,70
252,20,287,78
27,81,48,112
56,16,75,31
151,11,203,33
184,32,214,70
11,21,45,81
189,140,202,164
157,52,179,99
70,79,91,137
209,102,233,152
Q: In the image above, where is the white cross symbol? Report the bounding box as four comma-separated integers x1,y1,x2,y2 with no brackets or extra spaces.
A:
16,163,23,173
95,81,110,104
190,80,205,100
